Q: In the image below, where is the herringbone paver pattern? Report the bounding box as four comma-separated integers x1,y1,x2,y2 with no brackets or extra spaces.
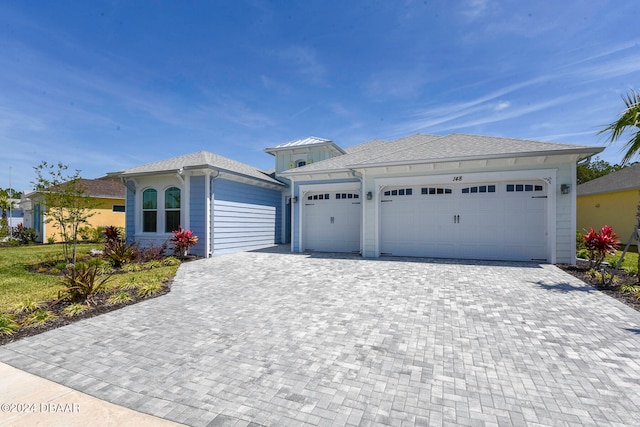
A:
1,247,640,426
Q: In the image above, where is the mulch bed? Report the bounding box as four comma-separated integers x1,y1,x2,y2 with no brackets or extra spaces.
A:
557,260,640,312
0,283,171,347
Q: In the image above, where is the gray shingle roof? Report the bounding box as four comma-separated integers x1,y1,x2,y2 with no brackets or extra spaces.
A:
43,177,125,198
114,151,283,186
577,163,640,196
352,133,601,167
282,133,602,175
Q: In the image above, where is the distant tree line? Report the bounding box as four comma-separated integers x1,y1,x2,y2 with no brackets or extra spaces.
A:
576,157,625,185
0,188,22,199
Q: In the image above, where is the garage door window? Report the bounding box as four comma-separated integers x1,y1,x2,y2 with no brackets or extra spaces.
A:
307,194,331,200
422,187,452,195
506,184,543,192
383,188,413,196
461,185,496,194
336,193,359,199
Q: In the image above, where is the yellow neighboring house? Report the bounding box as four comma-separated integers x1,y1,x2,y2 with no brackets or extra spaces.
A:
577,163,640,244
26,177,126,243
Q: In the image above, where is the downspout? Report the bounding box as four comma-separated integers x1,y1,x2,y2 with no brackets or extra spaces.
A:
289,175,296,253
360,169,366,257
206,170,220,257
120,177,137,245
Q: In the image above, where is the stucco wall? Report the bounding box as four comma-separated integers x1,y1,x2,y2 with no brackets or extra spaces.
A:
577,189,640,243
40,197,126,243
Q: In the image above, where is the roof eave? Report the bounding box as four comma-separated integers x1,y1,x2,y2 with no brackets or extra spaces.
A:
264,141,346,155
280,167,353,177
347,147,605,169
113,165,284,187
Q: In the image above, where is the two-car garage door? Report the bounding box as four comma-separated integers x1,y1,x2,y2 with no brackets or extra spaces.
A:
380,181,548,261
299,180,549,262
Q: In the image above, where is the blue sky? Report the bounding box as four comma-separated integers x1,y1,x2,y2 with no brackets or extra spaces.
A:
1,1,639,192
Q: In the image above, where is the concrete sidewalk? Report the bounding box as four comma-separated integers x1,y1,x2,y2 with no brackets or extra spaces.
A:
0,362,183,426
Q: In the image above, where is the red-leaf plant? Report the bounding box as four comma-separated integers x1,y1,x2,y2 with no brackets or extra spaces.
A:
170,226,199,258
583,225,619,270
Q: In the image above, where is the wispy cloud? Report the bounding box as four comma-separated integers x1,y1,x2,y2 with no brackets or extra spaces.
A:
460,0,492,21
494,101,510,111
363,68,430,99
273,45,327,85
210,99,275,129
396,76,547,133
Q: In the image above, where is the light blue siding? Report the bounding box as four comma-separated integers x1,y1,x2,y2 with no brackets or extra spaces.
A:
189,175,206,257
211,178,283,255
125,184,136,244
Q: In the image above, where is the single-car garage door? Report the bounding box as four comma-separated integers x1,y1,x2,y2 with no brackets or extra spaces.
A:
380,181,547,261
303,191,361,253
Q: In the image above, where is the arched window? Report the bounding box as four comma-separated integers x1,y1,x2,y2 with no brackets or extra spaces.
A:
296,159,307,168
142,189,157,232
165,187,181,232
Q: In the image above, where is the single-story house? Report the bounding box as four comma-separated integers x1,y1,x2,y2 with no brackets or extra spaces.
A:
110,151,286,256
26,177,126,243
577,163,640,244
111,133,602,264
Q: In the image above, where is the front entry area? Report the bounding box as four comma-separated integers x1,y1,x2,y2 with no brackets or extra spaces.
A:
379,181,548,261
302,190,361,253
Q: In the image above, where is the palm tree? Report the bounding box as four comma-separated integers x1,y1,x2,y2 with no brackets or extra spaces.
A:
599,89,640,164
599,88,640,279
0,194,10,238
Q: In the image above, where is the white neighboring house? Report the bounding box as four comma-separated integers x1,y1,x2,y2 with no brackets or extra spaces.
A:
2,197,24,229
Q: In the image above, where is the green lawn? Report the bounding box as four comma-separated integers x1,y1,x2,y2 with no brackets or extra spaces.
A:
607,249,639,275
0,244,179,314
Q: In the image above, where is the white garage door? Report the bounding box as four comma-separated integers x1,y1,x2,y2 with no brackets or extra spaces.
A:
380,181,547,261
303,191,361,253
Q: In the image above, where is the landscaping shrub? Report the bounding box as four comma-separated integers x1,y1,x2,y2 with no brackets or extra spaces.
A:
103,225,134,268
107,290,133,305
78,226,104,243
62,303,89,317
58,263,112,304
12,298,42,314
15,223,36,245
583,225,619,270
0,313,19,336
23,309,57,327
170,226,198,258
133,242,168,263
576,249,589,260
137,282,164,298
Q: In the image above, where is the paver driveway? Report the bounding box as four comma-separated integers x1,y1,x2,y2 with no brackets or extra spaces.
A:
2,247,640,426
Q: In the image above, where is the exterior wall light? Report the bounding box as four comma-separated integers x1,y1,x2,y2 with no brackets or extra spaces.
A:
366,191,373,200
561,184,571,194
292,196,298,203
